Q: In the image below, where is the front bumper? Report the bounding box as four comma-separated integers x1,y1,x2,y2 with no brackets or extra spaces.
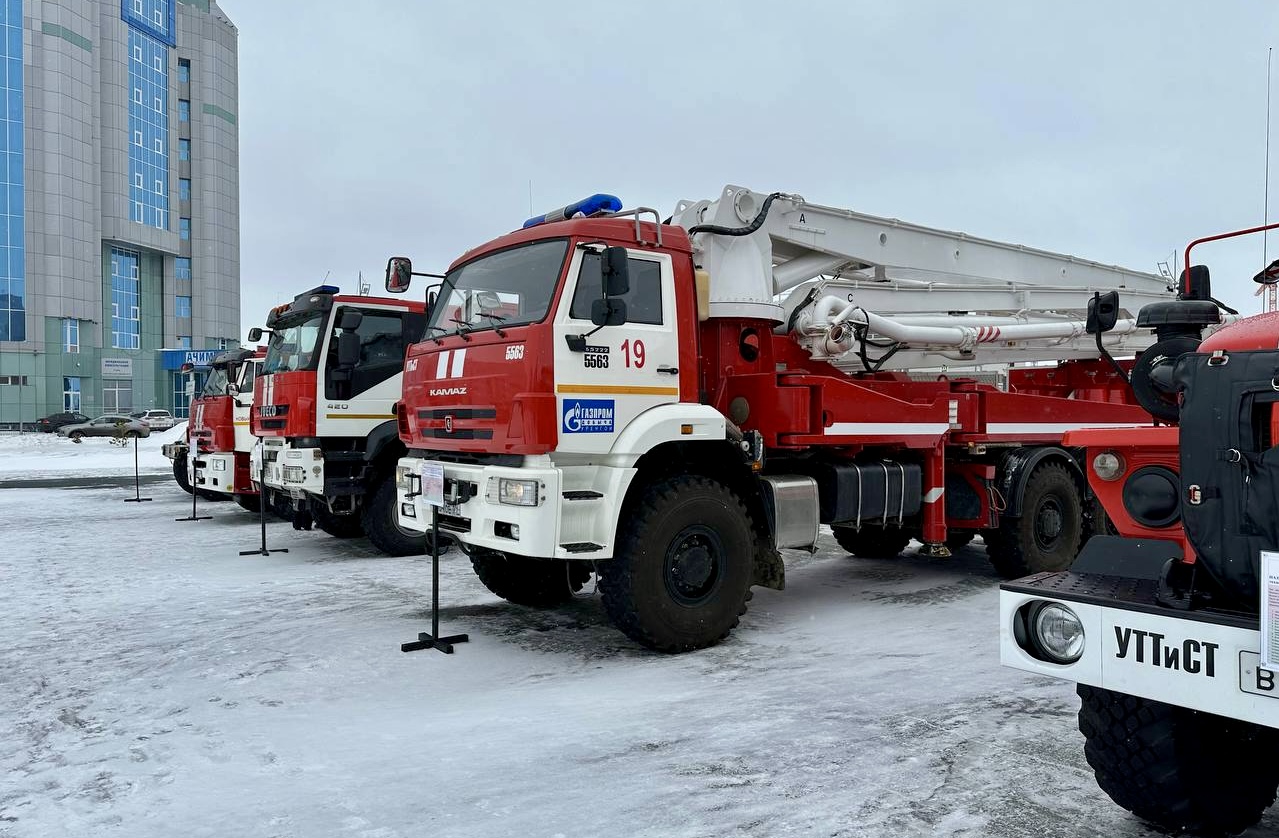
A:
256,439,325,499
394,457,634,560
192,451,238,495
1000,571,1279,728
161,441,188,461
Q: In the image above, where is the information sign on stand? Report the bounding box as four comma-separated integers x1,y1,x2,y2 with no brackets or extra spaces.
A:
401,460,469,655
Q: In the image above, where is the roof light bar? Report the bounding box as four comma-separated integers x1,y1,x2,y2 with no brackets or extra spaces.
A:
523,194,622,229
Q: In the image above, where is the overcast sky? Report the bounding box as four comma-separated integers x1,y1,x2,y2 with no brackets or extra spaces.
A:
218,1,1279,332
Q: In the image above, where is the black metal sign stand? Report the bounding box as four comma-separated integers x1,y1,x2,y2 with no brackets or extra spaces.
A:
402,501,468,655
240,450,287,557
176,450,211,522
123,434,152,503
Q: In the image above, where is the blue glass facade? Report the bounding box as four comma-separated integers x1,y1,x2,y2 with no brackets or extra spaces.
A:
175,294,190,317
126,28,169,229
110,247,141,349
0,0,23,342
121,0,175,48
175,255,191,280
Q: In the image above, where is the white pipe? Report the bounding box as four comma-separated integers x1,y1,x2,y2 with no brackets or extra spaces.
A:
848,308,1139,351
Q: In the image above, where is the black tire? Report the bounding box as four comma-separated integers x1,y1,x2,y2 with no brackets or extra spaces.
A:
309,498,364,539
945,532,975,551
361,471,421,556
172,451,193,495
470,550,592,607
234,493,261,513
986,461,1083,578
1077,685,1279,835
598,476,754,653
832,525,912,558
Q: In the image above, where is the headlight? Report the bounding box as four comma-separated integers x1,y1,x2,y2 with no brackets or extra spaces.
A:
211,459,227,472
1028,602,1084,664
498,478,539,507
1122,466,1180,528
1092,451,1125,481
396,464,413,491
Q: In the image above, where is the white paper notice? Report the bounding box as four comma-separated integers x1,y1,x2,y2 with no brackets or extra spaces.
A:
419,461,445,508
1262,551,1279,670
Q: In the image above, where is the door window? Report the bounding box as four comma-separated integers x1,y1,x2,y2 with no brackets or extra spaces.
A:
569,252,664,325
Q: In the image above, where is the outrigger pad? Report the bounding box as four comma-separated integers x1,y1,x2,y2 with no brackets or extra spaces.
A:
1175,349,1279,608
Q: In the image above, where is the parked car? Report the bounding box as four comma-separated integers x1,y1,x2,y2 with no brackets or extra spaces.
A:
130,409,177,430
35,411,90,433
57,415,152,441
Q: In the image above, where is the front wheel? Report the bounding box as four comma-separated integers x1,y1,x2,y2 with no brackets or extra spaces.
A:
1077,685,1279,834
172,451,193,494
361,471,422,556
986,461,1083,578
599,476,754,653
470,551,592,607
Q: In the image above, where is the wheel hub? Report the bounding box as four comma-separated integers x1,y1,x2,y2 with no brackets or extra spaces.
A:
663,526,723,606
1036,498,1063,548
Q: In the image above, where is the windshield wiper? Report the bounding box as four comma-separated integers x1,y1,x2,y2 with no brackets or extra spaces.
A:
448,318,474,341
424,324,448,346
476,312,507,338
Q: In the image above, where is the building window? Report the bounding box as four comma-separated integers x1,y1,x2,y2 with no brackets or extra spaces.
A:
126,27,170,230
177,58,189,84
63,377,81,411
173,370,205,418
63,318,79,353
0,375,29,385
179,178,190,201
0,1,25,343
175,295,191,318
111,247,142,350
103,379,134,413
178,138,189,161
177,335,191,349
175,256,191,281
178,99,189,122
180,217,190,240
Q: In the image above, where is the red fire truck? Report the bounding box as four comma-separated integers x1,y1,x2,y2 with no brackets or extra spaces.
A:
248,286,426,555
385,187,1230,652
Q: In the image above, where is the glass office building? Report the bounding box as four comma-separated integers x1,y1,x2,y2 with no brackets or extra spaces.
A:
0,0,239,424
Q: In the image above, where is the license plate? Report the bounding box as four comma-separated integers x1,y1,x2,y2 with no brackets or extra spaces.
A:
1239,651,1279,698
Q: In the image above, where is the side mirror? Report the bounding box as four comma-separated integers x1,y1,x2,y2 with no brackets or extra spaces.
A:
338,308,364,331
247,327,264,342
602,246,630,297
1086,290,1120,334
475,290,501,312
336,330,360,369
386,256,413,293
227,383,240,396
591,298,628,327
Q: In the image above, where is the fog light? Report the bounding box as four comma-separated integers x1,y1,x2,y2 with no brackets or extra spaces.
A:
498,478,539,507
1031,602,1084,663
1092,451,1124,481
510,524,519,538
211,459,227,472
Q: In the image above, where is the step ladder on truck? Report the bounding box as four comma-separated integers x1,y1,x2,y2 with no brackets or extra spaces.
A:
1000,223,1279,836
385,186,1233,652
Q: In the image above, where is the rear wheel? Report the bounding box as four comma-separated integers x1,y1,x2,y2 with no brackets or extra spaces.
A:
599,476,754,653
986,461,1083,578
172,451,193,494
832,525,913,558
362,471,421,556
470,551,592,607
309,498,365,539
1077,685,1279,835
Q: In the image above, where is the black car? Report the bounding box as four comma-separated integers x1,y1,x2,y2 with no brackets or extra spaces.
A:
35,411,90,432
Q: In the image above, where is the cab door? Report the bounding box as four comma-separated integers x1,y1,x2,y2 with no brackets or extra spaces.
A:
552,246,680,454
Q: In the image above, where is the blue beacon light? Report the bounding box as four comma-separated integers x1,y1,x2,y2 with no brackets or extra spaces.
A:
523,194,622,229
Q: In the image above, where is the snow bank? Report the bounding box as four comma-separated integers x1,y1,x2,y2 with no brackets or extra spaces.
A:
0,421,187,479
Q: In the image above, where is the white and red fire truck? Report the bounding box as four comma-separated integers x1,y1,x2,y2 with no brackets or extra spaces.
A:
385,187,1228,652
1001,225,1279,835
248,286,426,555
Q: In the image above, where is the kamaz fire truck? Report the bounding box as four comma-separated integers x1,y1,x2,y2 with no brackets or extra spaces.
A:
1001,226,1279,835
162,347,261,507
386,187,1229,652
248,286,426,555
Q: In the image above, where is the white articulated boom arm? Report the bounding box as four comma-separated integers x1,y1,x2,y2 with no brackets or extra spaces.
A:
669,186,1207,373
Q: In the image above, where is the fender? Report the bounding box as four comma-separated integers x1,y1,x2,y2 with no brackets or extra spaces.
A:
997,445,1085,518
364,420,404,464
608,403,727,460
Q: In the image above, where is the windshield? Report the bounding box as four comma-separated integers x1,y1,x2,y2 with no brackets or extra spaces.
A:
428,239,569,337
201,366,230,397
263,312,325,373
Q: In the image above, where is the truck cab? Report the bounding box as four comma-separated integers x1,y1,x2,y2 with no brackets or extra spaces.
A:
187,348,263,508
249,285,426,555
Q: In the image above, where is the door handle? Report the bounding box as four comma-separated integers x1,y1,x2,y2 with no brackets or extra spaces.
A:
657,365,678,375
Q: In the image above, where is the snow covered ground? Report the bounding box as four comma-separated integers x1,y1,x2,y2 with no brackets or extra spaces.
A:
0,425,186,481
3,481,1276,838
